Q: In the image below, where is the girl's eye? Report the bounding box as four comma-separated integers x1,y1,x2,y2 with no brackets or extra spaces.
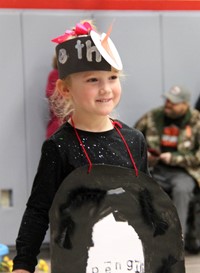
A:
87,78,98,82
110,75,118,80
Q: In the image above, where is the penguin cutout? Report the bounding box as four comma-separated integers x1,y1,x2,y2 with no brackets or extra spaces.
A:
49,164,185,273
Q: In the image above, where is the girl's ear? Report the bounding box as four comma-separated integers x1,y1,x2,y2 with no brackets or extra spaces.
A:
56,79,71,98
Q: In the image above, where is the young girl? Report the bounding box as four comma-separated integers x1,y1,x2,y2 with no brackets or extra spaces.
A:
12,20,184,273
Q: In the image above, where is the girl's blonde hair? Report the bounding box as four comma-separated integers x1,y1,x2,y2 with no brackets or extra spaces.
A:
48,76,74,120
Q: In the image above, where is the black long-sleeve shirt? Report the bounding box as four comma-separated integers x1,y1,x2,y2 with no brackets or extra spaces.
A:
13,120,149,273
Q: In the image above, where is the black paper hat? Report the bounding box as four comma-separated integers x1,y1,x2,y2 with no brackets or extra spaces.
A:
52,22,123,79
49,165,185,273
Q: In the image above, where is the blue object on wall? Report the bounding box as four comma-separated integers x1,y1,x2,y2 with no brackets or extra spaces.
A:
0,244,9,261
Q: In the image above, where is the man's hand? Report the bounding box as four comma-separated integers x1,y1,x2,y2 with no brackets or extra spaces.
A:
159,152,172,164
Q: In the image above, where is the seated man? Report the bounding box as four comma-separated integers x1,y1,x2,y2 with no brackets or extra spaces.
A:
134,85,200,244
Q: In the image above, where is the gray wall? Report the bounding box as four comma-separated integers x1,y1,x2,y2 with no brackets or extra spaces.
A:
1,9,200,245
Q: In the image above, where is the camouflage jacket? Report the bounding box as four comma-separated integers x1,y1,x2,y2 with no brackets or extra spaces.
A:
134,106,200,186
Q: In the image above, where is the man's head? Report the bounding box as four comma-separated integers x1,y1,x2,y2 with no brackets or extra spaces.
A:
163,86,190,118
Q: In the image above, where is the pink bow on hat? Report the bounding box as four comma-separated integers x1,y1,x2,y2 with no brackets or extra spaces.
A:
52,22,93,44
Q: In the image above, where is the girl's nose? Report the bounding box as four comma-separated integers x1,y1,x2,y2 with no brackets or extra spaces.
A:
99,83,112,95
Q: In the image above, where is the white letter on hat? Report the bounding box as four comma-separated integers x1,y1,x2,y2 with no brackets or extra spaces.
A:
86,40,101,62
58,49,68,64
75,40,84,59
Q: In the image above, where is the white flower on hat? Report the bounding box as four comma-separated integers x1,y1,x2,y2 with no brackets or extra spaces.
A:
90,29,123,71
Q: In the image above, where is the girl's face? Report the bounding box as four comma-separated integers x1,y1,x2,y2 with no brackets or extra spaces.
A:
65,70,121,118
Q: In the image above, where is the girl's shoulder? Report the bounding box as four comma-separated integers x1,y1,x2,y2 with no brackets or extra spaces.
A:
47,122,74,143
112,119,129,128
113,119,145,138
